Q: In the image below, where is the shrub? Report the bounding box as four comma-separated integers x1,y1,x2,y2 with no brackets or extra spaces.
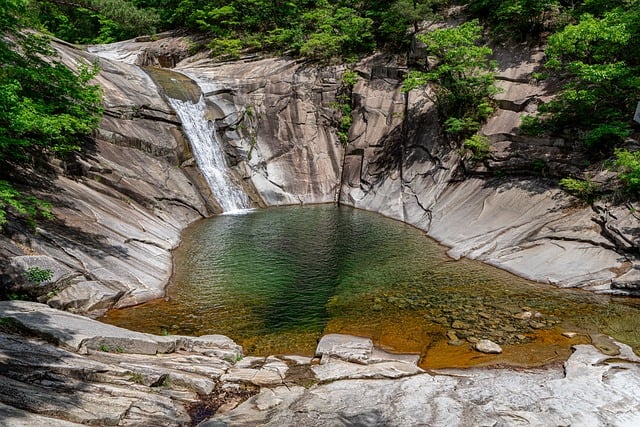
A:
24,267,53,285
403,20,497,141
463,134,491,160
614,149,640,192
207,38,243,59
559,177,600,201
519,115,544,136
584,122,631,150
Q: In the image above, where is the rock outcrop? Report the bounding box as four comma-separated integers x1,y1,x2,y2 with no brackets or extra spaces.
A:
339,44,639,291
174,56,345,206
0,39,213,316
2,301,638,426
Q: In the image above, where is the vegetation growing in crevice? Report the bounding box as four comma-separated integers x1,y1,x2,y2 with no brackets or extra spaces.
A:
559,177,600,202
463,134,491,160
331,69,359,145
402,20,497,143
241,105,259,161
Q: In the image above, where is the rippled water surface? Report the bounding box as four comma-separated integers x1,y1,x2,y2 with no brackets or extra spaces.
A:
101,205,640,368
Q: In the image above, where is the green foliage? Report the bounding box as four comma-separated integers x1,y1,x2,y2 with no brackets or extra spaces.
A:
559,177,600,201
100,344,110,352
526,1,640,160
584,123,630,149
463,134,491,160
131,0,443,60
0,2,102,227
468,0,560,39
331,69,359,144
403,20,497,140
300,4,375,62
341,70,359,88
207,37,243,59
0,181,53,227
519,115,544,136
34,0,159,43
24,266,54,285
614,149,640,192
368,0,444,48
129,372,145,384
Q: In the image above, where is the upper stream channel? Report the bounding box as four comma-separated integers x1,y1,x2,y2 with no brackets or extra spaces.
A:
101,204,640,369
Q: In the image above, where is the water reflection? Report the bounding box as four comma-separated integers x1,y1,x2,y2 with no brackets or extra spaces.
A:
100,205,640,368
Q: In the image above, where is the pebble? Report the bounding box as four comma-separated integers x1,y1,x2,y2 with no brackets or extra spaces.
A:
513,311,533,320
562,332,578,338
452,320,470,330
474,339,503,354
529,321,546,329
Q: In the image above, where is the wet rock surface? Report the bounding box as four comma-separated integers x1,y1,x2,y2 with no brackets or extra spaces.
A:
3,304,638,427
339,44,640,292
1,40,212,316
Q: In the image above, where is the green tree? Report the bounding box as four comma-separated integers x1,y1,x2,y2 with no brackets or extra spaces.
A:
403,20,497,140
468,0,560,39
533,3,640,155
33,0,159,43
0,0,102,226
614,149,640,192
300,2,375,62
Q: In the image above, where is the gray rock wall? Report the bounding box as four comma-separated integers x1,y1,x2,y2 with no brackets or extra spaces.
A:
3,37,639,320
176,57,345,206
339,47,639,292
1,41,213,316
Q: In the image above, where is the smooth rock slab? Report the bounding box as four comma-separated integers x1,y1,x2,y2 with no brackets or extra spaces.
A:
0,402,83,427
207,343,640,426
316,334,374,364
0,301,242,360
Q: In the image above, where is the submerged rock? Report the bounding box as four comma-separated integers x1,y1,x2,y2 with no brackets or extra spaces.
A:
1,303,639,426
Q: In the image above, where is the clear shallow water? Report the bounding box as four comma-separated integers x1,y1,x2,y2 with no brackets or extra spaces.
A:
101,205,640,368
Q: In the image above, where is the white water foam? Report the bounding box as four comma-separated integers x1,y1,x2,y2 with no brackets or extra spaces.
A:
167,96,251,212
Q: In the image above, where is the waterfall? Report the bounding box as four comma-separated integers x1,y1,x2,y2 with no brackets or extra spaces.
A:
167,96,251,213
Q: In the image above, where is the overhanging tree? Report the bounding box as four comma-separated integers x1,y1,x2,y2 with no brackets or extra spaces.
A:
0,0,103,226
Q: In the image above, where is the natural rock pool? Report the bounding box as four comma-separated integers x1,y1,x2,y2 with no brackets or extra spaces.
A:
101,205,640,368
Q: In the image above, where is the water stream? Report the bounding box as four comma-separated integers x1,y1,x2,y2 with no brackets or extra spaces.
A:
168,95,251,212
101,205,640,369
143,66,251,213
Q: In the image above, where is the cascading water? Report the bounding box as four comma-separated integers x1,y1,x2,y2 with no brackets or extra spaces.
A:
167,95,251,213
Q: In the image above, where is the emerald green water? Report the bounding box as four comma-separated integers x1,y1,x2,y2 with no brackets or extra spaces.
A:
101,205,640,367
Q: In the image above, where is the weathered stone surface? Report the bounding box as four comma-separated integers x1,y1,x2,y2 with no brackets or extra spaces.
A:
0,303,257,425
2,301,640,427
0,401,83,427
220,356,289,387
316,333,373,364
0,40,213,316
175,56,345,206
339,43,639,293
207,343,640,426
312,358,423,382
0,301,244,359
0,331,191,426
47,280,127,316
474,339,503,354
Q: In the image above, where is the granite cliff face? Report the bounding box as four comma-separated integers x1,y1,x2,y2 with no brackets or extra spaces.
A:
1,35,640,427
1,35,639,320
173,40,639,293
340,44,639,291
1,39,214,316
